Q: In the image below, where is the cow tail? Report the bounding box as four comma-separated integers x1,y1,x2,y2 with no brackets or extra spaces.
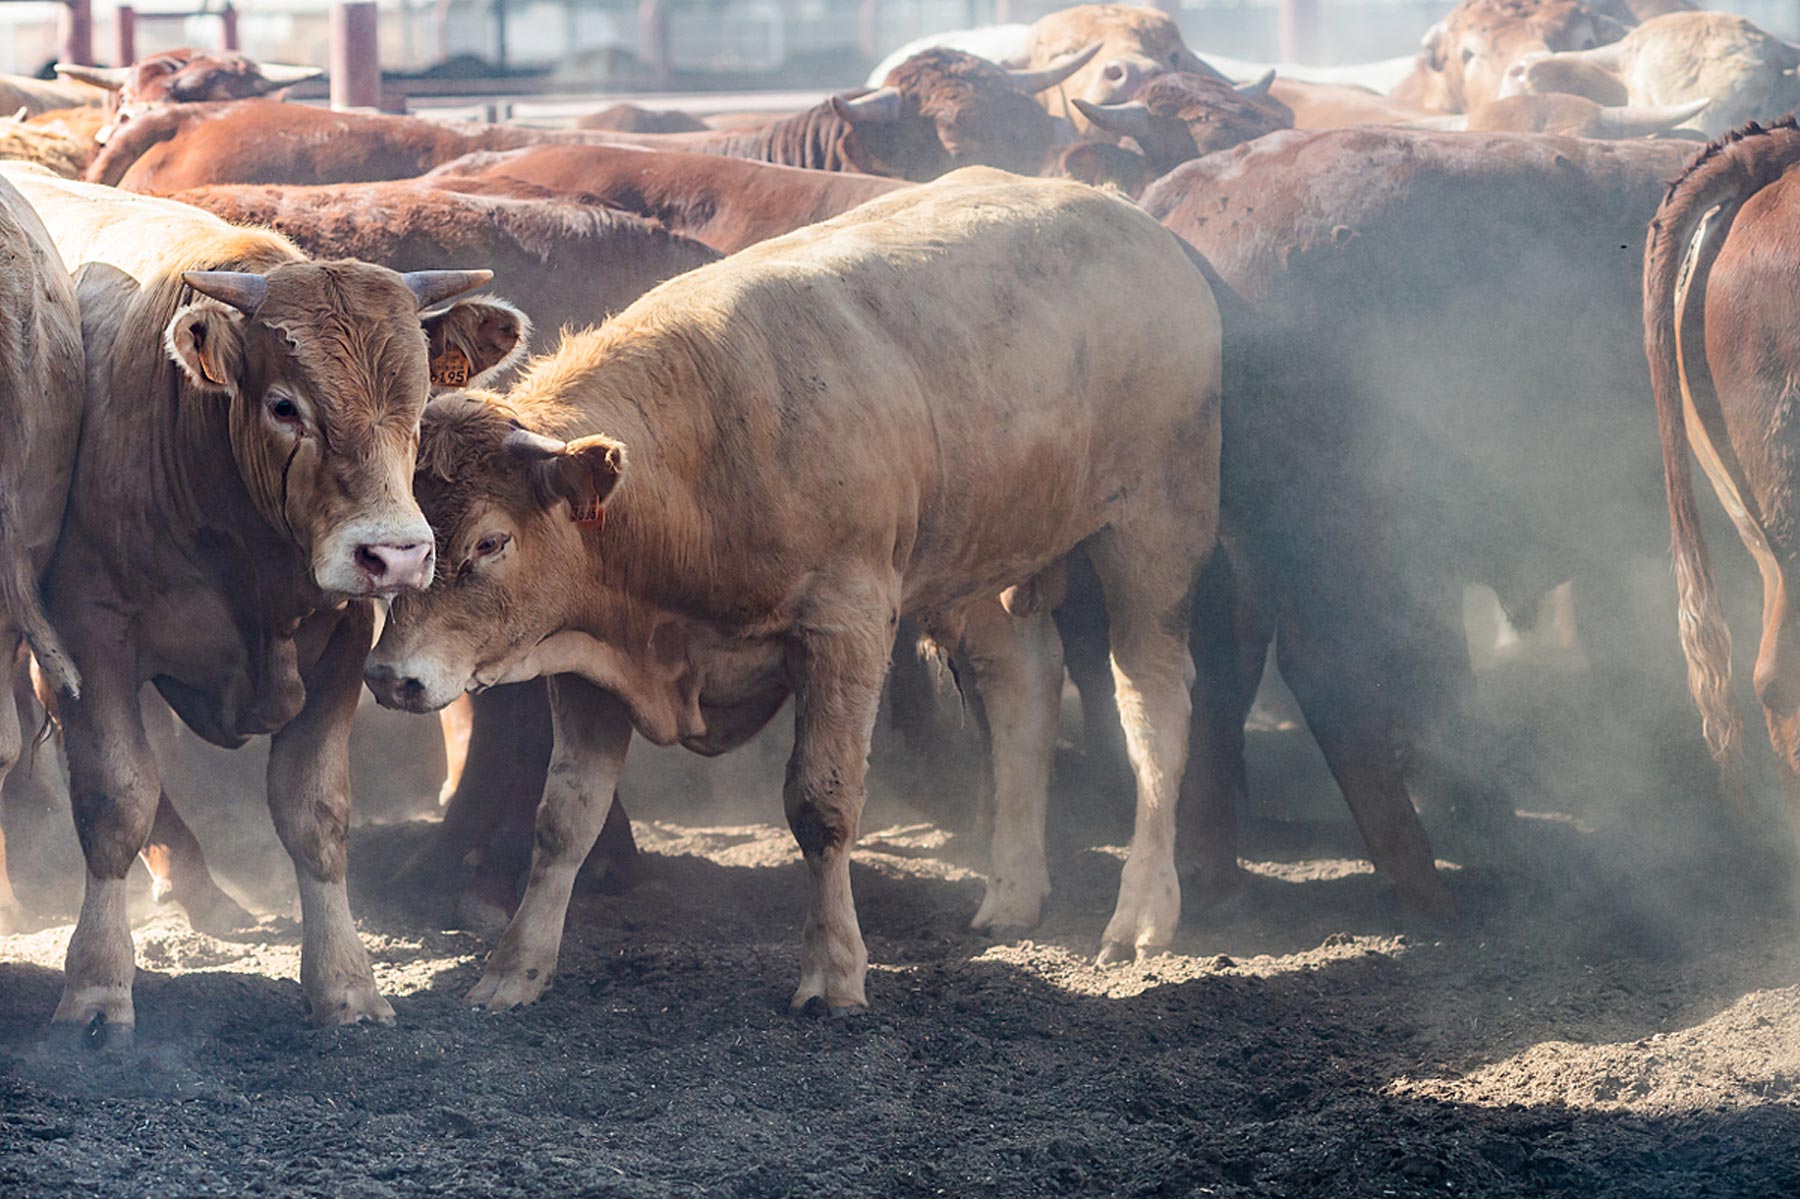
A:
1642,147,1780,782
0,497,77,701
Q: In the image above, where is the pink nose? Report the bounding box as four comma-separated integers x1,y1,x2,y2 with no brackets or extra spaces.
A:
354,542,433,592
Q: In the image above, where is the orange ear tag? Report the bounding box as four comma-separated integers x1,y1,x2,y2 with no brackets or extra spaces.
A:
571,500,606,531
432,345,471,388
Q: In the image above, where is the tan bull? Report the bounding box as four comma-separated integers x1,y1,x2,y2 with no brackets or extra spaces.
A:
1392,0,1623,113
366,168,1222,1013
0,173,84,935
1,165,516,1040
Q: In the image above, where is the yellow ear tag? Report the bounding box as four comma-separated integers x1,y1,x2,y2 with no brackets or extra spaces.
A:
432,345,471,388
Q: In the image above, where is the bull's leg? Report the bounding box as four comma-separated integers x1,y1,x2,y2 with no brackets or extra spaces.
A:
264,604,391,1026
1056,551,1128,779
1274,619,1451,916
784,607,891,1015
52,620,158,1041
964,595,1064,932
437,693,474,807
141,791,254,935
1087,526,1205,966
466,674,631,1011
1179,549,1272,905
0,656,26,934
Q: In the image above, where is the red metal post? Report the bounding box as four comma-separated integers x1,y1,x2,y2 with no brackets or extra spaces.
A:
61,0,95,66
859,0,878,61
330,1,382,109
993,0,1012,23
115,5,135,66
638,0,669,86
220,2,240,51
1278,0,1319,63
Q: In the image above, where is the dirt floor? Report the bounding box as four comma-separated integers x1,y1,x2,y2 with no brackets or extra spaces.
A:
5,665,1800,1197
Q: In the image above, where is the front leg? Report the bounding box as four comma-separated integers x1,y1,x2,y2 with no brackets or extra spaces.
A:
784,615,891,1015
51,614,159,1042
467,674,631,1011
265,604,392,1026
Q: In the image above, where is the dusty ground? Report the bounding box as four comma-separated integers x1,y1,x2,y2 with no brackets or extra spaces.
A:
5,666,1800,1197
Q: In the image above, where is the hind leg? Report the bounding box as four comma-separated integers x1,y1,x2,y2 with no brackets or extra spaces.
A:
0,650,25,933
963,595,1064,931
1087,525,1207,965
140,791,254,934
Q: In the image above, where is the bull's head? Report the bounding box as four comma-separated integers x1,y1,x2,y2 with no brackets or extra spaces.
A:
1025,4,1218,129
165,263,528,598
58,49,320,144
829,45,1095,179
1072,72,1292,177
365,393,623,712
1406,0,1624,112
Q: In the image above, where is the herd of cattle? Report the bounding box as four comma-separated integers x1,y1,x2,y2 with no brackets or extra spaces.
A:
2,0,1799,1040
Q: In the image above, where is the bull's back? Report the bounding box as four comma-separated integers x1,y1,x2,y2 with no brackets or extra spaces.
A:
622,168,1220,599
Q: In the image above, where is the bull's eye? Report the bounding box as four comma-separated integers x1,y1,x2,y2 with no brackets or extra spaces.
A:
470,533,510,564
1579,37,1595,50
1461,47,1475,64
267,396,301,425
1168,51,1182,67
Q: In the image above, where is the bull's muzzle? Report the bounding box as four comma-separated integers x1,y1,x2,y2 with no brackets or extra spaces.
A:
354,541,434,594
364,661,431,712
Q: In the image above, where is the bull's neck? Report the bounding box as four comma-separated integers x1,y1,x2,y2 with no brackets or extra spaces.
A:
709,104,855,172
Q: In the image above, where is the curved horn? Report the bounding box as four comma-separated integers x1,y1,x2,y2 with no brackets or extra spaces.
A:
54,62,129,91
1236,69,1276,98
1070,98,1157,143
1006,41,1103,94
403,269,494,310
831,87,903,125
253,61,323,87
182,270,268,315
1595,97,1710,138
504,426,568,462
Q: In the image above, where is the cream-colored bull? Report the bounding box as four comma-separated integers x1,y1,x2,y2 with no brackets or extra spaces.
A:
367,168,1223,1013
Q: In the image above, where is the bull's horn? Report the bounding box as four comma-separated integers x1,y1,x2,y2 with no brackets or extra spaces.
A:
54,62,129,91
1071,98,1157,142
7,107,25,123
182,270,268,315
1236,69,1276,98
1006,42,1103,94
253,61,323,87
403,269,494,309
831,87,903,125
1595,97,1710,138
504,426,567,461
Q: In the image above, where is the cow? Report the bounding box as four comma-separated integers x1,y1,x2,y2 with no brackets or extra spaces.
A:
0,73,97,119
1267,79,1438,129
583,46,1097,178
1063,72,1293,190
0,164,515,1039
423,144,906,254
1644,118,1800,860
1138,129,1696,911
56,48,320,143
1504,12,1800,138
363,169,1223,1011
1392,0,1624,113
88,46,1093,193
0,174,84,937
574,103,709,133
1410,91,1709,136
1021,4,1220,129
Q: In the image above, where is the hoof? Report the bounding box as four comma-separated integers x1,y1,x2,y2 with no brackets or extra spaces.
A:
305,984,396,1027
793,993,867,1019
1396,875,1454,922
48,1011,135,1053
466,965,551,1012
1181,861,1254,912
969,876,1049,933
179,885,256,937
450,886,514,942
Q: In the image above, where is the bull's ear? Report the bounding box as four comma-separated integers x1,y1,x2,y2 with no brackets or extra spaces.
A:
506,428,626,524
422,298,532,390
164,301,246,393
1420,20,1448,72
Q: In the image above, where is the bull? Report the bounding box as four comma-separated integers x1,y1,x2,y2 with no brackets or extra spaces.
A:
364,169,1223,1010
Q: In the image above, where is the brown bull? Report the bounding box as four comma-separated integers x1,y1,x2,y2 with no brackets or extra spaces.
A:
1645,119,1800,857
366,169,1222,1010
1140,129,1695,911
1392,0,1623,113
1024,4,1220,130
57,47,319,144
2,165,513,1038
423,145,906,254
0,175,84,936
